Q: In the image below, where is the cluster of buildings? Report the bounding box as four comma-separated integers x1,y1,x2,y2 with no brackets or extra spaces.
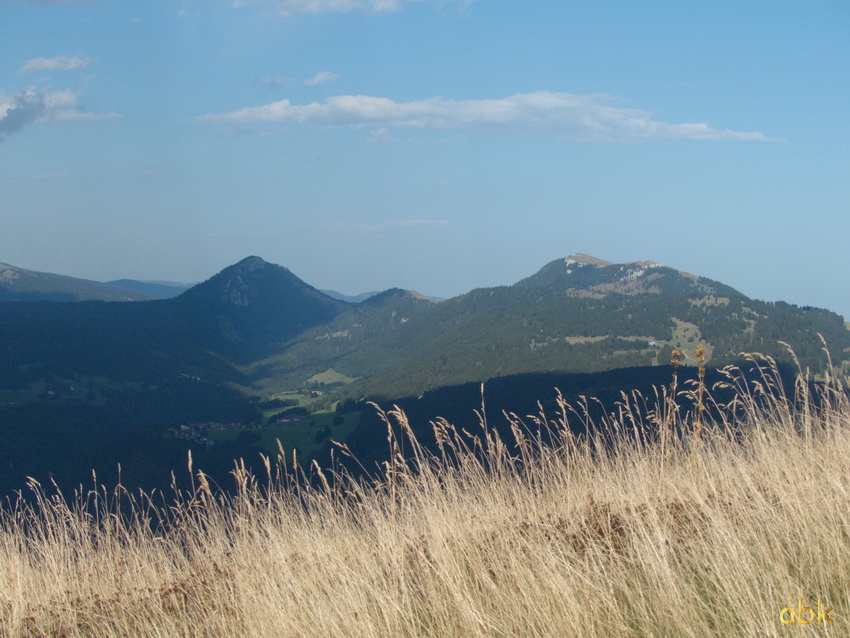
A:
166,413,310,447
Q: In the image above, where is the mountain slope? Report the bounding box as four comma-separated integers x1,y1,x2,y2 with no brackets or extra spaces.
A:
322,254,847,399
173,256,350,359
2,254,847,410
247,287,439,392
0,262,156,302
0,257,351,405
1,253,848,499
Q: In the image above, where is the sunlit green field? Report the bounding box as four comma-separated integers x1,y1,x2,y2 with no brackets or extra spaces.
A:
207,409,361,458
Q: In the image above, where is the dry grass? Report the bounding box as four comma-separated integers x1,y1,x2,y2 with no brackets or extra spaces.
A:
2,352,849,637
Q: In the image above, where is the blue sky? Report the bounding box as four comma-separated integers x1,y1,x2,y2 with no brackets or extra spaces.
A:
1,0,849,318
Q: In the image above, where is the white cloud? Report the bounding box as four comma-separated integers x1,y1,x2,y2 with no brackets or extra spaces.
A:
231,0,468,15
304,71,340,86
0,87,118,141
19,56,92,74
200,91,775,142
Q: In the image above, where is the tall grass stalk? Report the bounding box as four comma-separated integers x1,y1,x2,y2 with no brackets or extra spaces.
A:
1,355,849,637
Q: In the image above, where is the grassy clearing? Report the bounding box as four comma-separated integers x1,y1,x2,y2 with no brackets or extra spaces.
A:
306,368,358,386
207,411,360,458
259,390,332,421
1,352,849,636
671,317,702,345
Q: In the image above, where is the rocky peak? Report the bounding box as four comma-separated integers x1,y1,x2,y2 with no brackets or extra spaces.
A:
232,256,271,273
564,254,613,268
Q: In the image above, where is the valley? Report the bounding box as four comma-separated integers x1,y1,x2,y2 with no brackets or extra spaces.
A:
1,253,847,496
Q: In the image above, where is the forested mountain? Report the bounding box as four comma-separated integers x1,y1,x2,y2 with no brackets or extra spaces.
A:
262,254,848,400
173,256,350,360
1,253,847,495
0,256,349,386
514,253,743,297
248,287,440,393
0,257,350,495
3,253,845,404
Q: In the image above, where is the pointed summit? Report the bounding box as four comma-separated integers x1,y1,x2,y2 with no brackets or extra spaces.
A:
175,257,348,358
179,257,307,307
233,255,271,273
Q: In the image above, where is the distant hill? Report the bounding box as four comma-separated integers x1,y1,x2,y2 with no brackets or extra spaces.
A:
0,262,157,302
514,254,743,298
222,254,850,403
1,252,849,497
313,254,848,400
0,257,351,495
0,253,847,404
173,256,350,359
3,254,846,405
320,289,381,304
106,279,191,299
0,256,351,401
248,287,441,393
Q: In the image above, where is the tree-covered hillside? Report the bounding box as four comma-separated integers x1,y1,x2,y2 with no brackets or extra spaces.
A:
0,254,847,496
0,262,157,302
321,257,848,400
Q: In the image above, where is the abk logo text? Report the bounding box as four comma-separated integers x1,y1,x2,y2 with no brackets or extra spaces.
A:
779,599,833,626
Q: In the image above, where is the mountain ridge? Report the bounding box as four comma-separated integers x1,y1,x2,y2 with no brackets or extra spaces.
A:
515,253,743,299
1,253,848,497
2,253,847,404
0,262,158,302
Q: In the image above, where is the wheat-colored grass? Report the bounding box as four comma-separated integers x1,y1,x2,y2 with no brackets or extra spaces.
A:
1,353,849,637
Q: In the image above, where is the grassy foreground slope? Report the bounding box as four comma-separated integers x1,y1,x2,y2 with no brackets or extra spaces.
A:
1,354,849,637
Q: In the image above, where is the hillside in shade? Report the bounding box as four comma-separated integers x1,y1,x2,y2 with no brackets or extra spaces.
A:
269,253,847,401
2,253,847,401
0,253,848,496
0,262,157,302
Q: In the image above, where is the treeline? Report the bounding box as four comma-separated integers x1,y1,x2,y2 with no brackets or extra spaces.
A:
323,360,803,481
332,289,847,401
0,377,262,497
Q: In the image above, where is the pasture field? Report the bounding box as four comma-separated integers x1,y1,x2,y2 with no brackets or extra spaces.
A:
207,410,361,458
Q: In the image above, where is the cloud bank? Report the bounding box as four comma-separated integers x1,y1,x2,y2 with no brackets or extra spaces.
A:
200,91,773,142
231,0,468,15
19,56,92,74
0,87,117,142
